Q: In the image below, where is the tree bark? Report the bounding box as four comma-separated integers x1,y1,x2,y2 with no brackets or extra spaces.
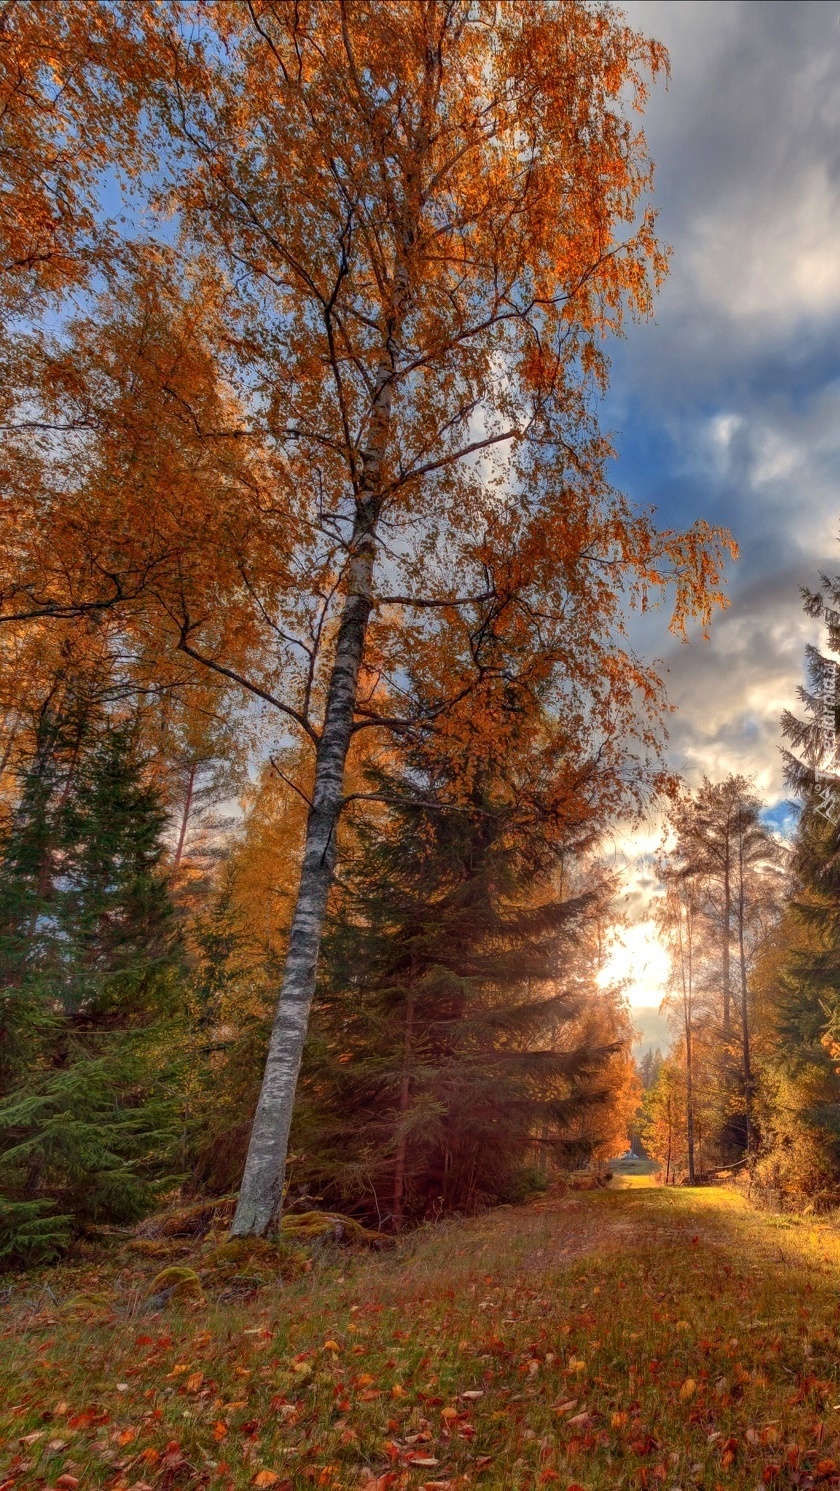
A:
737,845,753,1159
722,849,731,1034
685,1015,695,1185
171,761,196,877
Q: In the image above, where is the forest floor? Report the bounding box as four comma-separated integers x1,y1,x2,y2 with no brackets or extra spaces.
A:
4,1179,840,1491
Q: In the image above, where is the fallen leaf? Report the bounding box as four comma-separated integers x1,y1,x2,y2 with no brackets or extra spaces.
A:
679,1378,696,1400
253,1472,280,1487
186,1371,204,1392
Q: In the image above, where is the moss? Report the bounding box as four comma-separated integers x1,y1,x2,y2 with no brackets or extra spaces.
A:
280,1210,390,1246
202,1235,309,1283
147,1265,204,1302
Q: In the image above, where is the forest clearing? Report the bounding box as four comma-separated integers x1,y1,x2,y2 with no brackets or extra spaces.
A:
3,1179,840,1491
4,7,840,1491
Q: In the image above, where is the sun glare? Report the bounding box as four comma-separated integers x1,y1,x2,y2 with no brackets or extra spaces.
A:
598,921,671,1010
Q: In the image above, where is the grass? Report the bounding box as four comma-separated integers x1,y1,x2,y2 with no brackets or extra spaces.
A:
4,1181,840,1489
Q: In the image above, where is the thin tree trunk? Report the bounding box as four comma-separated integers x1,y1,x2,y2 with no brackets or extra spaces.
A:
171,762,196,877
0,708,20,780
229,497,380,1236
685,1017,695,1185
722,851,731,1034
392,982,415,1231
677,893,696,1184
737,854,752,1160
231,264,412,1237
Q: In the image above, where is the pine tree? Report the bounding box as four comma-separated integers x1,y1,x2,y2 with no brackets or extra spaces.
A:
0,712,183,1253
294,758,631,1228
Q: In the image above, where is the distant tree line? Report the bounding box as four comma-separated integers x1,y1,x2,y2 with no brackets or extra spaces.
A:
642,570,840,1207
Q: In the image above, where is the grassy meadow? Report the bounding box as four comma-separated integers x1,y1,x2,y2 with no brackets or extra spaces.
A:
3,1182,840,1491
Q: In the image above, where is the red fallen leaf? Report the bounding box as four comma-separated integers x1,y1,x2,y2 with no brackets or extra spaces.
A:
384,1442,401,1464
538,1472,560,1484
567,1485,587,1491
56,1478,79,1490
762,1467,781,1485
408,1458,440,1468
240,1420,261,1436
630,1436,658,1456
474,1457,494,1469
136,1335,154,1346
816,1462,838,1479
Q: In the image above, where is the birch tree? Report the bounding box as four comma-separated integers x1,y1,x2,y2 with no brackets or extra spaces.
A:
0,0,736,1235
144,0,733,1235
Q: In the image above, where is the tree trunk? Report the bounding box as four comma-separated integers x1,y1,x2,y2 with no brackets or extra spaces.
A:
722,851,731,1034
171,761,196,877
737,873,752,1159
231,262,411,1236
685,1017,695,1185
392,982,415,1231
229,497,380,1236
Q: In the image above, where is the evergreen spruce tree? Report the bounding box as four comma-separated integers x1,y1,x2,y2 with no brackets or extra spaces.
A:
0,712,183,1257
759,571,840,1202
295,758,629,1228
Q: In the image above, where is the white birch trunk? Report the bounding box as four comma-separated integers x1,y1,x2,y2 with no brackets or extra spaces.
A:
231,270,410,1237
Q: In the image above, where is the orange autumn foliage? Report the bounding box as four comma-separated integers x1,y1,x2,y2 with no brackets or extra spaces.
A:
0,1,737,1232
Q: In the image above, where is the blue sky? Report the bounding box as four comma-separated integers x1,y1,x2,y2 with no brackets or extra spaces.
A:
595,0,840,1022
